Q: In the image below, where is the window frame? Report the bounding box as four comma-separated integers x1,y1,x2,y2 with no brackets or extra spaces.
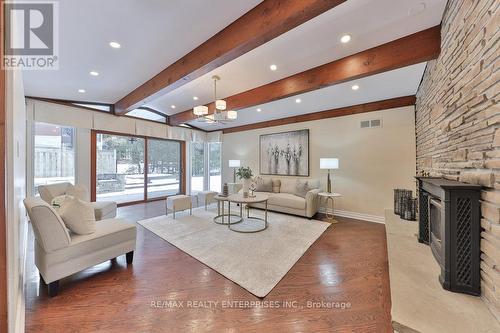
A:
91,129,186,206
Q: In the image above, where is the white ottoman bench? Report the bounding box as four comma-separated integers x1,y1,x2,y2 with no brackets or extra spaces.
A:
197,191,218,210
166,195,192,218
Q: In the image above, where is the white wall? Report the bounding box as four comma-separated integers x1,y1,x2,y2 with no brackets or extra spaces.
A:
222,106,416,220
6,69,27,333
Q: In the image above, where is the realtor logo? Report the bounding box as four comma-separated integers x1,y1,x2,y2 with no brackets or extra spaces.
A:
3,1,59,69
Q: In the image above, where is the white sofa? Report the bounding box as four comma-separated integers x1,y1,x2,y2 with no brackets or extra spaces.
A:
247,177,321,219
23,197,136,296
38,182,117,220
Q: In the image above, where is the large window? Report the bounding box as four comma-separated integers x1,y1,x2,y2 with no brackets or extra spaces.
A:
96,133,146,204
33,123,75,194
208,142,221,192
191,142,205,194
94,131,183,205
127,108,167,123
147,139,181,198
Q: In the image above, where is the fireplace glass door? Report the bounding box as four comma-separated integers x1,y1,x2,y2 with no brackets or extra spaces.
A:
429,197,444,265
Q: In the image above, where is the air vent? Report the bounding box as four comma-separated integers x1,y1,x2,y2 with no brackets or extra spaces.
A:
360,120,370,128
360,118,382,129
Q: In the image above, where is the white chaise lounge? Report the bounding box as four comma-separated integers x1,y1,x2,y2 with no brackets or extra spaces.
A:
23,197,136,296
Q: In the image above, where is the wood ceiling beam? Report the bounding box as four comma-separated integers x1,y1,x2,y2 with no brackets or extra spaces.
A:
170,25,440,126
220,95,416,134
114,0,347,115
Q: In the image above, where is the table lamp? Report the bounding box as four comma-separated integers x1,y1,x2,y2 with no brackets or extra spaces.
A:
228,160,241,183
320,158,339,193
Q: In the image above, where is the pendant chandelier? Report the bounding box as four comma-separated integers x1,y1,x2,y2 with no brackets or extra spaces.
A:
193,75,237,124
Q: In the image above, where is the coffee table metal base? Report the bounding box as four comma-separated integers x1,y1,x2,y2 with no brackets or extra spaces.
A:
213,200,243,225
228,202,268,233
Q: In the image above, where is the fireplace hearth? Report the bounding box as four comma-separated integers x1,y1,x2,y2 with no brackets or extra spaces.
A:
416,177,482,296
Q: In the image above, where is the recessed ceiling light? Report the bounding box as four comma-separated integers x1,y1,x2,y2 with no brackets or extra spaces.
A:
90,71,99,76
270,64,277,71
256,108,262,112
109,41,121,49
351,84,359,90
170,105,176,109
295,98,301,103
78,89,86,93
340,34,351,43
193,96,199,100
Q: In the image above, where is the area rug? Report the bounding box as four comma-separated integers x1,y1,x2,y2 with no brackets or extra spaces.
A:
138,207,330,297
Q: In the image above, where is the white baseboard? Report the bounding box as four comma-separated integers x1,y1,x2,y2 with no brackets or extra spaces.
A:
318,207,385,224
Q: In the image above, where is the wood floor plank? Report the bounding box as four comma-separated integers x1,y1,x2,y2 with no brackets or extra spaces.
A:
25,201,392,332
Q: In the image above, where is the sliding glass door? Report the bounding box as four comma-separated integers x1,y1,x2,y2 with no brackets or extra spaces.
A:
188,142,221,194
94,131,183,205
96,133,145,204
191,142,205,194
208,142,221,192
33,122,76,195
147,139,181,198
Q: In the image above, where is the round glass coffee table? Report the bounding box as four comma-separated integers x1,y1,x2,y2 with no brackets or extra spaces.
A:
213,195,243,225
226,193,269,233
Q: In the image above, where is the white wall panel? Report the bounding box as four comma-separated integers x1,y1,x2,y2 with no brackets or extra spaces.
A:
93,112,135,134
34,100,93,128
135,119,167,138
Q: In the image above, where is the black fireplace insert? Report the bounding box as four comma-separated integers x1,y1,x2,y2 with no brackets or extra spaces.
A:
416,177,482,296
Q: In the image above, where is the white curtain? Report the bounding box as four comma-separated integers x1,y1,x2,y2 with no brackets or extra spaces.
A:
33,100,93,129
29,98,211,143
206,130,223,143
135,119,167,138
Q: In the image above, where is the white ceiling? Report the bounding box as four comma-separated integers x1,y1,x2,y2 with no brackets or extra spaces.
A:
189,62,427,131
22,0,262,102
146,0,446,114
22,0,447,128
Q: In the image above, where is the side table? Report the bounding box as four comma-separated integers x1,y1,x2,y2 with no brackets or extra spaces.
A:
318,192,342,223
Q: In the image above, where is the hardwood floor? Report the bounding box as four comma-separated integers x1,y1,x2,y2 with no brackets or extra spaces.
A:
25,201,392,332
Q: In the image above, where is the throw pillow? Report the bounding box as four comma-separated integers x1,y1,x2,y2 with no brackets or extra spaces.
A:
295,180,312,198
271,179,281,193
66,184,88,201
280,179,297,194
50,195,73,211
254,177,273,192
59,197,96,235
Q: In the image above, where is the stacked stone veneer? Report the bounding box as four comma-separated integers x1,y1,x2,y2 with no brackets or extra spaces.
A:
415,0,499,321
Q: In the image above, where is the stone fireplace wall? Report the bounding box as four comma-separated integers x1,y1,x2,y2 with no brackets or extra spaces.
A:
415,0,499,320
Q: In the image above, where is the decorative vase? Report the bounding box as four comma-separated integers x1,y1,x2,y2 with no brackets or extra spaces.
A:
223,183,228,196
242,178,251,197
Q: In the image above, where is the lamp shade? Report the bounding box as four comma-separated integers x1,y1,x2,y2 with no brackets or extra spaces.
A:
320,158,339,169
229,160,241,168
215,99,226,110
193,105,208,116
